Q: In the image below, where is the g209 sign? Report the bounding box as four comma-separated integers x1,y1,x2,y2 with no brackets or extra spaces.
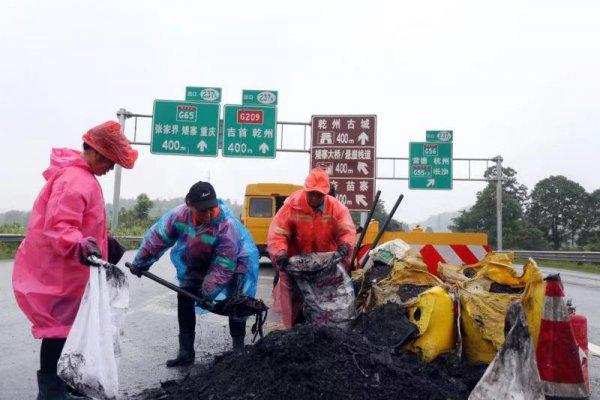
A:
237,109,264,124
222,104,277,158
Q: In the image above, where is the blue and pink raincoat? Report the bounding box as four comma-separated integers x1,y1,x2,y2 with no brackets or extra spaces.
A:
133,200,258,300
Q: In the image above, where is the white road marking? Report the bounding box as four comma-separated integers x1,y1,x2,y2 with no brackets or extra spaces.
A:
589,342,600,357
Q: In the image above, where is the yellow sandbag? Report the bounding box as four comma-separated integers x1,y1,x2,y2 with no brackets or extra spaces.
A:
437,262,472,284
393,256,430,272
384,264,444,287
438,251,515,284
373,265,455,362
359,262,442,311
404,286,456,362
520,259,545,348
459,255,544,363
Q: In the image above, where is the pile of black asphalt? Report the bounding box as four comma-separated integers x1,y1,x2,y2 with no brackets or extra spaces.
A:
132,302,486,400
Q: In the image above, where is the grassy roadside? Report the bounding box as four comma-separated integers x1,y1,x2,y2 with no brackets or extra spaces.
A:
516,257,600,275
0,243,19,259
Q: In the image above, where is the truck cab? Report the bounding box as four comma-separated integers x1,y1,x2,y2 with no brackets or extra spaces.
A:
241,183,302,255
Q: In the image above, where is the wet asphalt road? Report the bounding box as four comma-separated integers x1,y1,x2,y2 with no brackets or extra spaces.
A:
0,251,281,399
0,252,598,399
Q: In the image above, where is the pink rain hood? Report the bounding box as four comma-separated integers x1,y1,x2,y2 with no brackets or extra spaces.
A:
13,148,108,339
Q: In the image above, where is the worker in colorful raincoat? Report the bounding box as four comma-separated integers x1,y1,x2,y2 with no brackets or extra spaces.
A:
267,168,357,328
12,121,138,399
127,181,259,366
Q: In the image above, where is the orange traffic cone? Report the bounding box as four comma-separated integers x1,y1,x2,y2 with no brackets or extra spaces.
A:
536,274,589,399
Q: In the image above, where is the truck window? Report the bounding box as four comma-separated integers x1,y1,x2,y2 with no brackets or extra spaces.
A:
275,196,287,213
249,198,273,217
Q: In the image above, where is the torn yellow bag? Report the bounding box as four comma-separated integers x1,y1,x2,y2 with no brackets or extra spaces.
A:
367,265,456,362
458,253,544,363
404,286,456,362
438,251,514,284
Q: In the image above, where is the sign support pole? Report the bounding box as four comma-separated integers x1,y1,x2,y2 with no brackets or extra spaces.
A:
494,155,503,250
359,212,368,226
112,108,127,230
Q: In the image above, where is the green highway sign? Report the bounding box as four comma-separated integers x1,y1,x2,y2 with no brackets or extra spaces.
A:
222,104,277,158
242,90,278,106
185,87,222,103
150,100,219,156
409,142,453,189
426,130,453,143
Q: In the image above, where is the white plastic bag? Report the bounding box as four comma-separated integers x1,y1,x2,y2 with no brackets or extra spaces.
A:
58,263,129,400
368,239,411,265
360,239,411,270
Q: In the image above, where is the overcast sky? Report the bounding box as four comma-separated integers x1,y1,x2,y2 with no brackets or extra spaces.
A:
1,0,598,223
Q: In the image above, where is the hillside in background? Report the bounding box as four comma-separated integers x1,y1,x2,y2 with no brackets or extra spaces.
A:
410,209,465,232
0,197,243,228
106,197,243,221
0,210,30,225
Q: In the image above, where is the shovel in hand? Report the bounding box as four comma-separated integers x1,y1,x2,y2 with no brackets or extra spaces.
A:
91,259,271,340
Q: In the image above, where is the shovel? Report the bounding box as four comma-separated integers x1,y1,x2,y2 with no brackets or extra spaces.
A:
87,256,269,340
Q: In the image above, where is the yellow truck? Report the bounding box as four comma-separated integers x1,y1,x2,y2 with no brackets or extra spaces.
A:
240,182,488,257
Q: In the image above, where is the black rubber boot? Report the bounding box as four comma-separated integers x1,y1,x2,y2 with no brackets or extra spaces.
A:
37,371,79,400
232,335,246,354
166,332,195,367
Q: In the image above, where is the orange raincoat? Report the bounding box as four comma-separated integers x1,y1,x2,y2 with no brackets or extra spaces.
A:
267,189,356,327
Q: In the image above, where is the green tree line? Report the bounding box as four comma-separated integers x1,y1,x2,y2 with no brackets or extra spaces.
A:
451,167,600,251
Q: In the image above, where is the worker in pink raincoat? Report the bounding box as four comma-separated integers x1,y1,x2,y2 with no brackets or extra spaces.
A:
12,121,137,400
267,168,357,328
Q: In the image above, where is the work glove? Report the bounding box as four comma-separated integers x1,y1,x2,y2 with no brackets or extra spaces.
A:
125,261,149,278
275,254,289,270
195,293,212,309
107,235,126,265
337,244,350,260
78,237,101,266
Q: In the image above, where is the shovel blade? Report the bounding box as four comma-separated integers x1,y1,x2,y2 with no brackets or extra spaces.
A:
211,296,269,318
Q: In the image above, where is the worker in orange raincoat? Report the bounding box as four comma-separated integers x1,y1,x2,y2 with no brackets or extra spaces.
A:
267,168,357,327
12,121,137,399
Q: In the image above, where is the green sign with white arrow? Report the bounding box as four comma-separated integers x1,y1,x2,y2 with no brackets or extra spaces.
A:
150,100,219,157
222,104,277,158
409,142,453,189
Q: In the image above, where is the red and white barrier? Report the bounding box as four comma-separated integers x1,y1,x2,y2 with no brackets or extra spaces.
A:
416,244,492,275
536,274,589,399
354,242,491,275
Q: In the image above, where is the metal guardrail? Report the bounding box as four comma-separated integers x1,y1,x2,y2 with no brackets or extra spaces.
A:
2,234,599,263
510,250,600,264
0,234,26,243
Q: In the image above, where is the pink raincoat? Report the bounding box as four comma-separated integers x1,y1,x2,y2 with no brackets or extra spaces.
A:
13,148,108,339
